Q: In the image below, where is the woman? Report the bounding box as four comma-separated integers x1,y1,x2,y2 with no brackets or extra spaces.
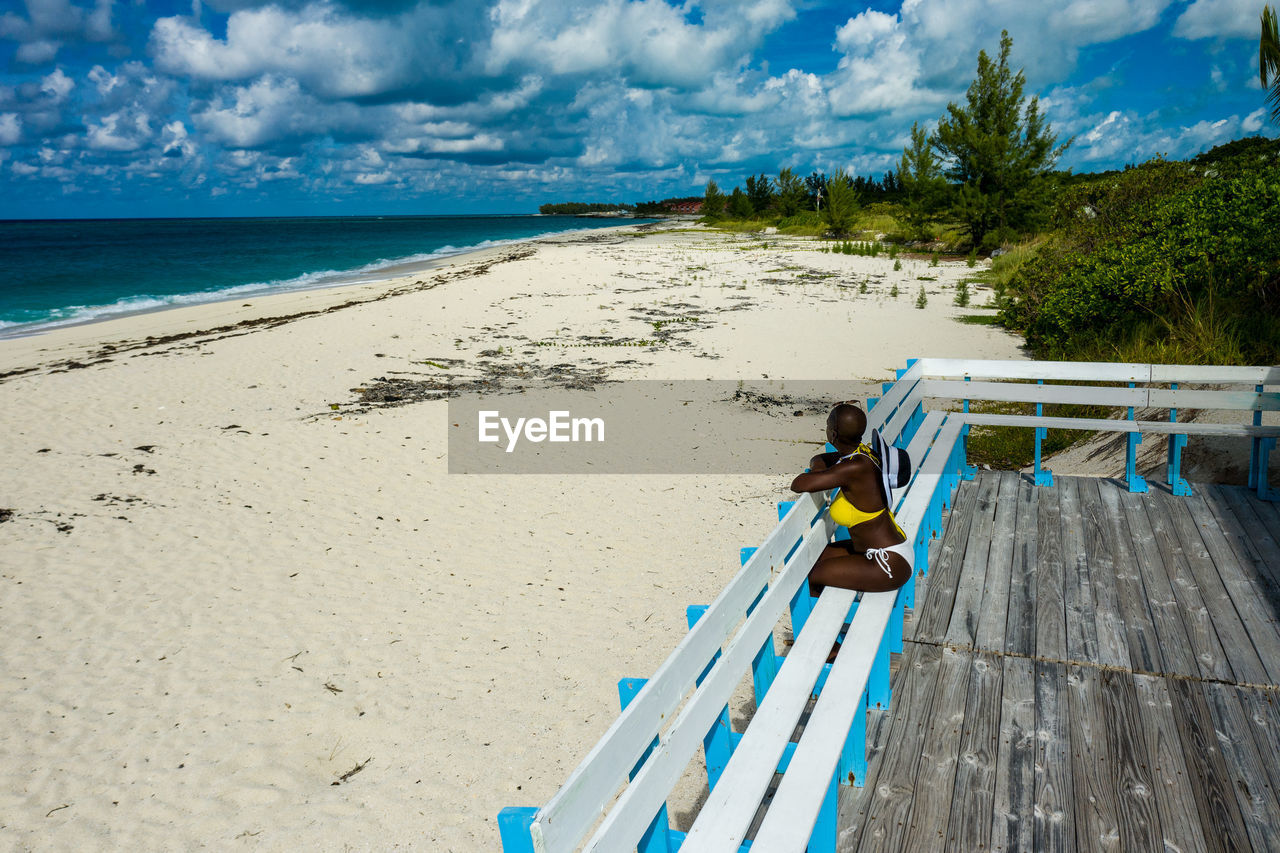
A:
790,402,913,594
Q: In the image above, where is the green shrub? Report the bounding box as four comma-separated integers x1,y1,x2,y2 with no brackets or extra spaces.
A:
890,283,900,298
999,150,1280,363
915,286,928,308
893,259,902,272
955,280,971,307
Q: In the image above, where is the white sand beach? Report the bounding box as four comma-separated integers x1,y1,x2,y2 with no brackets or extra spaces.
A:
0,224,1028,851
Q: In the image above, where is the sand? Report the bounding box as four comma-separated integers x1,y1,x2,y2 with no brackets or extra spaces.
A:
0,224,1028,851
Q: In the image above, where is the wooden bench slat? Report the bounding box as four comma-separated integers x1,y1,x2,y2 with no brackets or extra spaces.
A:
866,358,924,435
917,358,1150,383
1148,388,1280,411
579,514,834,853
1149,364,1280,384
923,378,1146,408
531,491,825,851
960,412,1280,436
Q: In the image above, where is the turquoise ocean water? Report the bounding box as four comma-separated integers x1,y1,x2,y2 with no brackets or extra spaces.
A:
0,215,647,336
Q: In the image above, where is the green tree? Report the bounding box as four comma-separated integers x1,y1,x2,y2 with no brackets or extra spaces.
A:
702,179,726,219
745,173,773,215
822,170,859,237
1263,5,1280,123
774,168,806,217
727,186,754,219
932,30,1069,250
898,121,945,240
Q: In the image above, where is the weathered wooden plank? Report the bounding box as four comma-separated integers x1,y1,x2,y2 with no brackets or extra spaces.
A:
1058,477,1099,665
1004,476,1039,658
1132,674,1209,853
914,479,981,643
974,471,1019,653
1095,480,1163,674
1078,479,1131,669
1202,682,1280,853
1066,665,1121,851
945,473,999,649
855,640,947,845
947,651,1003,852
1166,676,1252,851
1185,492,1280,686
1142,489,1234,682
991,655,1035,852
1214,484,1280,605
1242,487,1280,556
854,642,944,852
1159,489,1270,687
1237,688,1280,816
1033,660,1074,852
836,701,896,853
1035,485,1068,663
1099,669,1162,853
900,646,973,850
1117,488,1201,678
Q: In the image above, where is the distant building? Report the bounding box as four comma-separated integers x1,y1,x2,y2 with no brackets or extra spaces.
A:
667,200,703,214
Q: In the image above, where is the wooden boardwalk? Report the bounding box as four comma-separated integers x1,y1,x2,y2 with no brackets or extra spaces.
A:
837,472,1280,852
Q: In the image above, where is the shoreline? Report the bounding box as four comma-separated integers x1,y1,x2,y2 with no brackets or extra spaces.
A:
0,219,657,344
0,222,654,377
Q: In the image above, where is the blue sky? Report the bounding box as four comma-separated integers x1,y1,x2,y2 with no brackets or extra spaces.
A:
0,0,1274,218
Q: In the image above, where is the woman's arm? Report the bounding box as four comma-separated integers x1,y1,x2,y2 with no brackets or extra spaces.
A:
790,466,846,493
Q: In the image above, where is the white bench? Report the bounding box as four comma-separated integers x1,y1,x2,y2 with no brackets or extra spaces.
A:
497,357,966,852
911,358,1280,498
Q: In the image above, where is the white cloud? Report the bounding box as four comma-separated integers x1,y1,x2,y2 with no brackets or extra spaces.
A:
1243,108,1265,133
485,0,795,89
0,113,21,145
191,75,368,148
16,40,62,63
1173,0,1260,39
86,109,150,151
41,68,74,102
11,160,39,175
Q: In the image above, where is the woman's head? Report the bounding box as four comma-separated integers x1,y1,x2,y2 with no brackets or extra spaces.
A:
825,402,866,450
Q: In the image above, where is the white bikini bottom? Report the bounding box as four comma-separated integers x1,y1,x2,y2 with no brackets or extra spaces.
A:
863,539,915,578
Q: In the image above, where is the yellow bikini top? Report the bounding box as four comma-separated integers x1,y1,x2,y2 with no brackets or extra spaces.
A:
829,492,884,528
828,444,904,535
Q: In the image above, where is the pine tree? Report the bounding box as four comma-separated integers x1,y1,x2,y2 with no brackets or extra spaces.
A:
822,170,858,237
703,179,726,220
899,121,945,241
932,31,1069,250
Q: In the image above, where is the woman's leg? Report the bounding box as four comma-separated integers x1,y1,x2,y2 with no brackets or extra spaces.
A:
808,541,911,594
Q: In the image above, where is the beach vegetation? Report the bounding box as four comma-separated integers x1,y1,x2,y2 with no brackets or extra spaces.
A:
859,279,868,293
997,137,1280,364
890,283,900,298
898,121,946,240
822,170,859,237
954,279,971,306
745,174,774,214
893,259,902,271
726,187,754,219
915,286,928,308
930,31,1069,250
702,180,727,220
774,168,808,217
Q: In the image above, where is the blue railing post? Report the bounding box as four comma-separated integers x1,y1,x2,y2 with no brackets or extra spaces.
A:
617,678,676,853
809,772,840,853
741,548,781,705
1166,383,1192,496
1125,382,1148,494
497,808,539,853
1034,379,1055,486
686,607,737,791
868,623,891,709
